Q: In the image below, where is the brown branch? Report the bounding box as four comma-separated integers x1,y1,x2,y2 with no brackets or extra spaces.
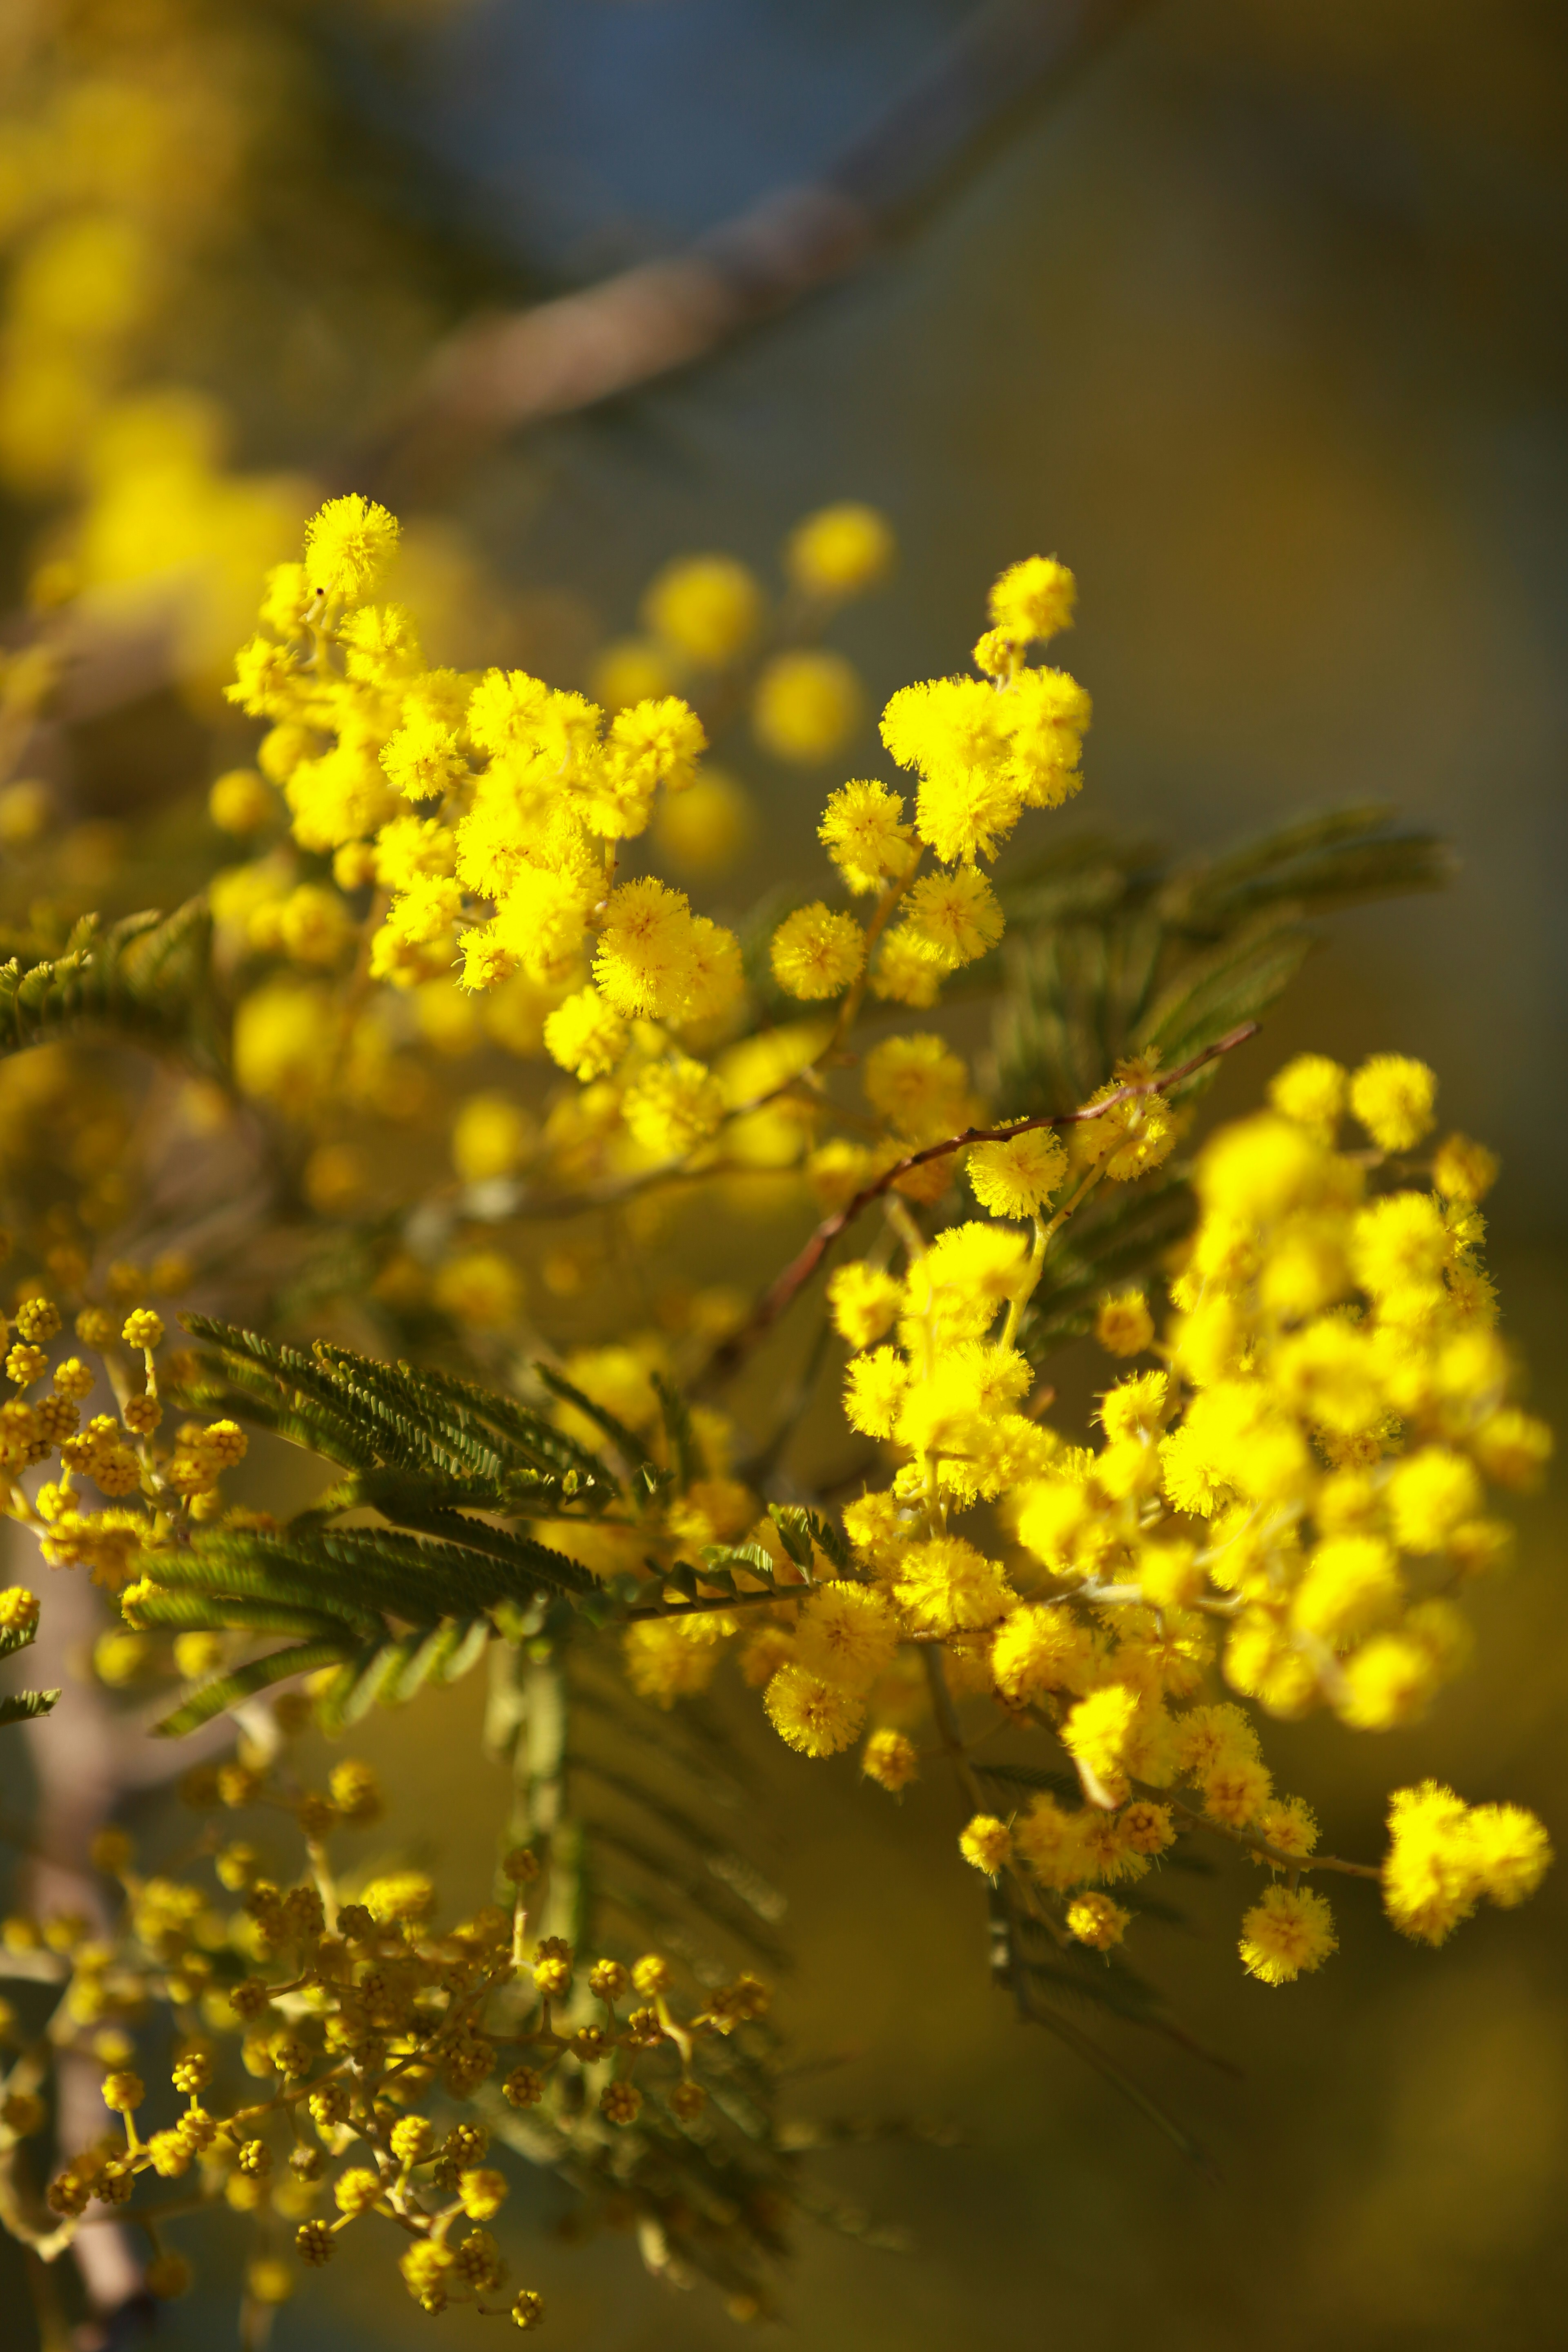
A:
353,0,1149,497
710,1018,1261,1375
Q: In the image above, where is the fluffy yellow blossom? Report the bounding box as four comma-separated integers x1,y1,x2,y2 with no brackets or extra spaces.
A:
451,1093,532,1185
794,1582,900,1689
431,1251,523,1331
988,555,1076,646
786,503,895,599
763,1664,866,1756
1238,1885,1337,1984
967,1123,1065,1218
209,768,273,835
770,904,865,999
643,554,762,667
543,988,628,1081
893,1536,1012,1633
1061,1685,1141,1783
624,1618,733,1707
1380,1782,1550,1945
1065,1891,1129,1949
843,1348,909,1439
862,1728,920,1791
816,779,914,895
1096,1290,1154,1357
827,1263,904,1351
1386,1446,1483,1552
621,1056,726,1157
863,1033,972,1142
959,1814,1013,1875
991,1604,1092,1704
381,714,467,803
303,494,399,601
1349,1054,1437,1153
1267,1054,1348,1136
1433,1132,1499,1203
594,878,704,1020
897,865,1004,970
753,650,862,763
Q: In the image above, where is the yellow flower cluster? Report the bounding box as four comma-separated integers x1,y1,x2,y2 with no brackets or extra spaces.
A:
626,1047,1550,1986
0,1276,255,1590
11,1725,766,2321
215,500,1089,1196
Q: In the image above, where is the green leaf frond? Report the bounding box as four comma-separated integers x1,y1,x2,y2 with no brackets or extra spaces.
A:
0,1688,60,1727
993,806,1448,1118
0,899,217,1066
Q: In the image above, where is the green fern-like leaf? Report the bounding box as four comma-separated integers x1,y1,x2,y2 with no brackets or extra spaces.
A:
0,1687,60,1727
0,899,217,1066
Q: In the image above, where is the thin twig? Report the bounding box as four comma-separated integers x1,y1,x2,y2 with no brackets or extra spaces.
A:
711,1019,1261,1374
1160,1790,1381,1882
354,0,1149,495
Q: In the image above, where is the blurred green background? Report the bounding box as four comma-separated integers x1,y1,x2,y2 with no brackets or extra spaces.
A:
7,0,1568,2343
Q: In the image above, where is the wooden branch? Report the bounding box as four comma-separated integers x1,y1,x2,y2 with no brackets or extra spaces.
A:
354,0,1148,495
710,1018,1261,1375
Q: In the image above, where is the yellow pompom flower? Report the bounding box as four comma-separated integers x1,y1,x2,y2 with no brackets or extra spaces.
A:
753,649,862,763
607,695,706,793
1432,1131,1499,1203
451,1093,533,1185
763,1664,866,1756
1291,1535,1403,1646
1267,1053,1348,1136
959,1814,1013,1875
863,1032,971,1140
826,1262,904,1350
1350,1191,1449,1297
233,982,335,1105
892,1535,1013,1633
785,503,895,599
1066,1891,1130,1949
843,1348,909,1439
869,927,945,1007
1337,1633,1443,1731
991,1603,1092,1704
1096,1290,1154,1357
862,1728,920,1791
987,555,1076,646
1195,1113,1330,1225
817,779,915,896
899,865,1004,969
594,878,700,1019
303,494,399,601
543,987,628,1081
624,1618,732,1707
590,637,675,710
967,1122,1066,1218
1061,1685,1141,1782
1467,1802,1553,1908
769,904,865,1000
1238,1884,1336,1984
1385,1446,1483,1553
643,554,762,668
1381,1781,1481,1943
458,2167,508,2221
381,714,467,803
621,1056,726,1158
209,769,273,835
1349,1054,1437,1152
493,866,594,986
431,1250,523,1331
794,1581,899,1690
